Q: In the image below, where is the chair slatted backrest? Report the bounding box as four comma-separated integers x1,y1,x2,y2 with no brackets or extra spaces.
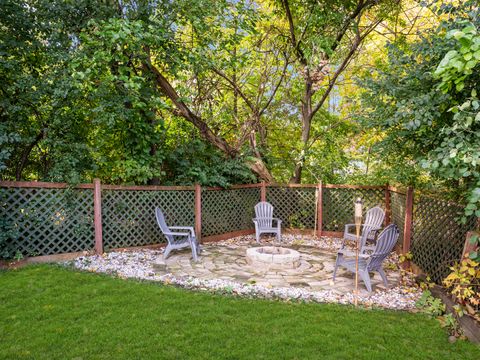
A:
367,224,399,270
155,207,173,242
255,202,274,228
360,224,377,250
364,206,385,227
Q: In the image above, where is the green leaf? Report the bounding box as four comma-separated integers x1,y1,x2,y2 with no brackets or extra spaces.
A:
469,234,479,245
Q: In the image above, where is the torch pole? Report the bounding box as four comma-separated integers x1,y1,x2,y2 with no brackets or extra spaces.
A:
354,221,361,306
354,198,363,307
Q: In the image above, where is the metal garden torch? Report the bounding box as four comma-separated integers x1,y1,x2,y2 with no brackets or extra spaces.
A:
354,197,363,306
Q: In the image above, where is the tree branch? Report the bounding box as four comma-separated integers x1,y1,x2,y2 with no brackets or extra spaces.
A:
211,67,257,115
310,18,382,119
282,0,307,66
142,57,238,158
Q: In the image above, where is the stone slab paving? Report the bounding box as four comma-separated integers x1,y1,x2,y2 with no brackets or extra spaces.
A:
71,235,422,310
159,242,399,296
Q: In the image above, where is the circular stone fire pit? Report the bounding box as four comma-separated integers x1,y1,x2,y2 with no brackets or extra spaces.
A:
246,246,301,270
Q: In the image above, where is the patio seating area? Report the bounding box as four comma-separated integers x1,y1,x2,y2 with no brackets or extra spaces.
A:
72,234,421,310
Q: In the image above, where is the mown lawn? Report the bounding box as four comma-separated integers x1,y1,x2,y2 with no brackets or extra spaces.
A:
0,265,478,359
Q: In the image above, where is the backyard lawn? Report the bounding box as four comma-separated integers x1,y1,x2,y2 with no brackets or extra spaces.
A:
0,265,478,360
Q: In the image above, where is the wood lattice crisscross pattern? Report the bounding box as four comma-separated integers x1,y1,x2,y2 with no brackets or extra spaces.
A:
0,187,94,257
390,191,406,244
411,195,477,284
102,189,194,250
266,187,316,229
202,187,260,237
322,188,385,231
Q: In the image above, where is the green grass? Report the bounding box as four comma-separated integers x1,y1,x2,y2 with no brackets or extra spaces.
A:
0,266,478,359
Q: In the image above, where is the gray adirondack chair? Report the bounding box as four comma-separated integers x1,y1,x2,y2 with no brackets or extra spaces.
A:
342,206,385,252
333,224,400,292
155,207,200,261
252,202,282,243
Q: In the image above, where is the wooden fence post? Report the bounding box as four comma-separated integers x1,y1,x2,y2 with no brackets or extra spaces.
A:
403,186,414,254
93,178,103,255
195,184,202,243
260,181,267,202
384,183,391,226
462,231,479,259
316,182,323,238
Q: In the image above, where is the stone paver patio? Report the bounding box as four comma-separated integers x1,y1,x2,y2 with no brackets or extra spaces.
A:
155,237,401,297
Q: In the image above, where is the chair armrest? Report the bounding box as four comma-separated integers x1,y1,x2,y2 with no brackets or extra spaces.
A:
345,224,381,233
344,224,355,231
253,217,282,225
337,249,370,259
169,226,195,237
163,231,191,237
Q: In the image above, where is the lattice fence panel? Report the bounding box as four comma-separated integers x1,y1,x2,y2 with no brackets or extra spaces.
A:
390,191,406,244
266,187,317,229
322,188,385,232
411,195,477,284
202,187,260,237
102,190,194,249
0,187,94,257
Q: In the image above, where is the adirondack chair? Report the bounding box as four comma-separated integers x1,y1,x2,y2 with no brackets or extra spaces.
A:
252,202,282,243
333,224,400,292
155,207,200,261
342,206,385,252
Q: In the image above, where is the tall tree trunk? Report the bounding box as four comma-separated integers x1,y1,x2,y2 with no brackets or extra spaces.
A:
15,130,44,181
290,75,313,183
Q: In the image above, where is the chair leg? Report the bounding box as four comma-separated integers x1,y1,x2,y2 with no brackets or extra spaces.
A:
255,229,260,243
332,254,342,281
276,228,281,241
377,268,388,287
163,244,172,260
193,236,201,254
191,243,198,262
189,236,198,262
359,270,372,292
